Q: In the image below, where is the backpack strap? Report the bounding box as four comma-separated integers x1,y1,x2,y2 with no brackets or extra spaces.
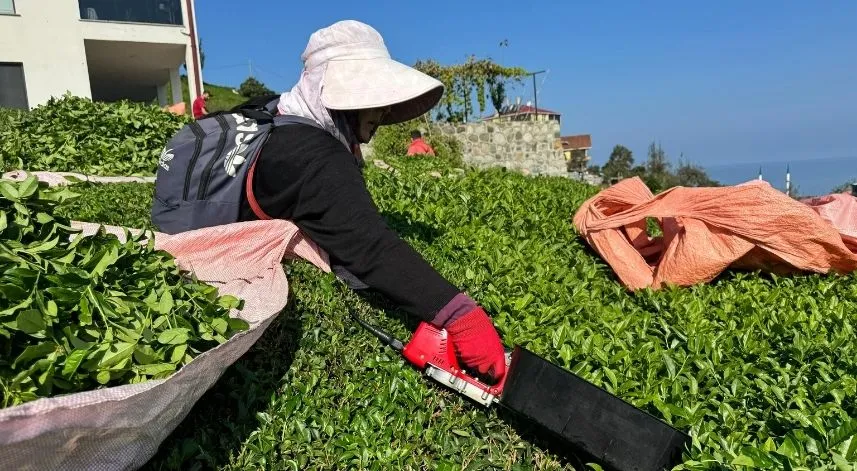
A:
272,114,323,129
230,94,281,113
245,146,272,220
244,115,324,221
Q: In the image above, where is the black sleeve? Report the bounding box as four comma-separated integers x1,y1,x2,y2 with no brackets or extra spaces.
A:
239,124,460,320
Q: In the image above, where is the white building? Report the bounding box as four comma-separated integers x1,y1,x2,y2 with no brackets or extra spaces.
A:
0,0,203,109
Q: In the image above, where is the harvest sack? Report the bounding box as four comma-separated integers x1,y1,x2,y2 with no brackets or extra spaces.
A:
573,177,857,291
2,170,156,186
801,192,857,253
0,220,331,471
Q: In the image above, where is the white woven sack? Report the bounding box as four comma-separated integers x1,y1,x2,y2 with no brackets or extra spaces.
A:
0,220,330,470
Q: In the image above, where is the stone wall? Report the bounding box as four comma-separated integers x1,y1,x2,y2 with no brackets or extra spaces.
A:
432,120,567,177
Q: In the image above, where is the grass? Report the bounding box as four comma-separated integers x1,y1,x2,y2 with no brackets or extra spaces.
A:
55,156,857,470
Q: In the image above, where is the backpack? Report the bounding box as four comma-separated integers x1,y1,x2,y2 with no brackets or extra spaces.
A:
151,95,320,234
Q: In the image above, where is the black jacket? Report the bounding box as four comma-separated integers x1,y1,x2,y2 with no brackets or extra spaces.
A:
238,123,459,320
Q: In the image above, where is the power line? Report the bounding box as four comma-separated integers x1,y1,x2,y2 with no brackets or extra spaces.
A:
204,63,246,71
252,64,291,82
538,69,550,97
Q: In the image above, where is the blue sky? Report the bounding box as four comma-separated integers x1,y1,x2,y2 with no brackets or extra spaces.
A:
195,1,856,167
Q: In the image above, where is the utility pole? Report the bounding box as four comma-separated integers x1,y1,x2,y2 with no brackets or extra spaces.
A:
526,70,545,121
248,59,253,78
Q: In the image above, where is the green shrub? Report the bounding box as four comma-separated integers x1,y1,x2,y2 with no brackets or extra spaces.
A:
238,77,275,99
371,120,463,167
0,94,190,176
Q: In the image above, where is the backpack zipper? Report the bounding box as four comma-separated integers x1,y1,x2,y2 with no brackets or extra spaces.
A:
197,114,230,200
182,121,206,200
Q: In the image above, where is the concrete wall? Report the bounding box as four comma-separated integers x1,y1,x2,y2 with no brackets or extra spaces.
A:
0,1,92,106
80,18,188,44
434,120,568,177
0,0,200,108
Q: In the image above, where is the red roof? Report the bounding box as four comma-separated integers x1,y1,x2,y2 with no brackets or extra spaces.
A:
559,134,592,150
507,104,560,116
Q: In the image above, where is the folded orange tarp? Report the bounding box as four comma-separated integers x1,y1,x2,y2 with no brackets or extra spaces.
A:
572,177,857,291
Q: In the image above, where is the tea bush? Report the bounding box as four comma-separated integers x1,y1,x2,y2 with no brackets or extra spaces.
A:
371,120,463,167
55,157,857,470
12,95,856,469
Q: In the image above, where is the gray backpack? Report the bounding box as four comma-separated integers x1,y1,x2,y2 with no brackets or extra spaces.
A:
151,97,319,234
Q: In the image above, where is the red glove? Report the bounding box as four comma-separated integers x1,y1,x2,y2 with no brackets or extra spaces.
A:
445,306,507,383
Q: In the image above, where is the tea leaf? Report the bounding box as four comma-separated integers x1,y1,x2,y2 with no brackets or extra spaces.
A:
158,328,189,345
14,343,55,367
62,348,89,376
831,419,857,447
16,310,46,334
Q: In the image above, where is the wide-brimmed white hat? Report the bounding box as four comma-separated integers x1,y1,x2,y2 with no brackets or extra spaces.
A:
303,20,444,125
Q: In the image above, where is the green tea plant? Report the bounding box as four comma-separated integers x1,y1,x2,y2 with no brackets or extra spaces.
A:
370,120,464,167
55,182,155,230
0,94,189,176
49,134,857,469
0,176,247,408
0,107,25,129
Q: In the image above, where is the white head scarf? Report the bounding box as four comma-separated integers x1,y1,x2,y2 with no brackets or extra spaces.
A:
277,50,357,151
277,20,444,152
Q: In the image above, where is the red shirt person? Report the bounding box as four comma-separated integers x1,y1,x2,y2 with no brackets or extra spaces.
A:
406,130,435,156
192,91,210,119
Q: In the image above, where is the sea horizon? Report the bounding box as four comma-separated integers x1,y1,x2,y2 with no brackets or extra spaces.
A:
703,156,857,197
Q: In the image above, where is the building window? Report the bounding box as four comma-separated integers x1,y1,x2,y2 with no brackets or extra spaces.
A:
78,0,183,26
0,0,15,14
0,63,28,109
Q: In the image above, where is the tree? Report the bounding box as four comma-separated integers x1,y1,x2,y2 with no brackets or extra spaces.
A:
239,77,274,98
674,156,719,187
414,56,527,123
601,145,634,181
646,142,670,175
674,163,718,187
644,141,674,192
487,76,506,114
630,165,647,178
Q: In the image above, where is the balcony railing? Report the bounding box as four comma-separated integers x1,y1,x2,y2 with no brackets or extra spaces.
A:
79,0,183,26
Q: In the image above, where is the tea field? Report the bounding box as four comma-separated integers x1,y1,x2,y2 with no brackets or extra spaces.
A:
3,97,857,470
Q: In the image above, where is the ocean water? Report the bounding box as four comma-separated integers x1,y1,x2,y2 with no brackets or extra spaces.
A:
704,156,857,197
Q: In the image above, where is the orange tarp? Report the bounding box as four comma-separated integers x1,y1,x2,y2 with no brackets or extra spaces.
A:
802,192,857,253
572,177,857,290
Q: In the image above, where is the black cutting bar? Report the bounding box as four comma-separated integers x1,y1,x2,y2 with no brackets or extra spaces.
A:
499,347,691,471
